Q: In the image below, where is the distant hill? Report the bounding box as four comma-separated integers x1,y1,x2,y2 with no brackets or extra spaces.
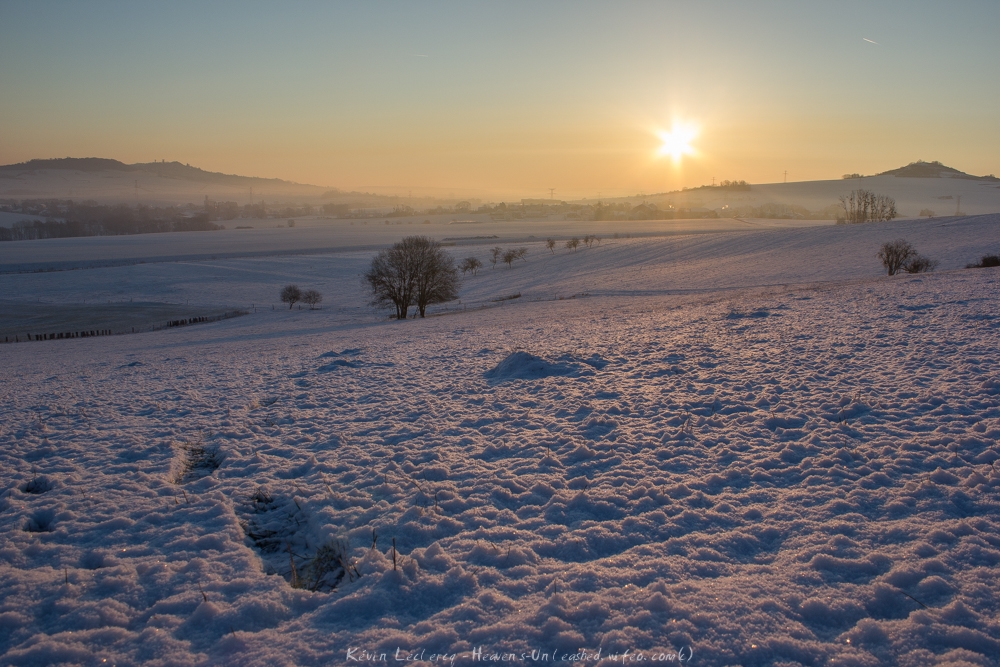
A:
878,160,998,181
0,157,307,187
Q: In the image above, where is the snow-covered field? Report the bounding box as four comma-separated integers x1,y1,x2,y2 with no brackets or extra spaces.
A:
2,216,1000,666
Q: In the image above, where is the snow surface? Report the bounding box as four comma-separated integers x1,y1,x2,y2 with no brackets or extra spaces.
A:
2,216,1000,666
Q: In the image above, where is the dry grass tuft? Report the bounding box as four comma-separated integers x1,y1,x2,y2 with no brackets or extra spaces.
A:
174,440,222,484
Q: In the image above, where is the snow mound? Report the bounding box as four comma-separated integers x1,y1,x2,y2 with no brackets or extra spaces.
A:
318,348,362,358
726,307,773,320
484,351,583,382
317,358,359,371
317,349,364,371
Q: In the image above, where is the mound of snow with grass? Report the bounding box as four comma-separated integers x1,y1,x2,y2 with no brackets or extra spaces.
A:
484,351,585,382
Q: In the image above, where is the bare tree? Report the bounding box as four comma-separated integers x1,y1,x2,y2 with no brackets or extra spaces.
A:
502,249,518,268
840,189,897,223
365,236,460,319
365,246,415,319
583,234,595,248
566,237,580,251
411,240,460,317
877,239,916,275
489,246,503,269
904,255,939,274
515,247,528,262
546,238,556,254
302,289,323,309
280,284,302,309
460,257,482,276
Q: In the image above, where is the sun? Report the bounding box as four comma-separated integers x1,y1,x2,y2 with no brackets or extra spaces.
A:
656,122,699,163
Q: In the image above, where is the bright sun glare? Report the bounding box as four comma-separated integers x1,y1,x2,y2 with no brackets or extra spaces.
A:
657,123,699,162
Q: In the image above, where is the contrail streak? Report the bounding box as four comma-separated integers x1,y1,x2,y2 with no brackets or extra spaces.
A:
863,38,879,45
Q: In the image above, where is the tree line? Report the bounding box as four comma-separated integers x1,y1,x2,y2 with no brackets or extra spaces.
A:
839,189,897,223
0,201,222,241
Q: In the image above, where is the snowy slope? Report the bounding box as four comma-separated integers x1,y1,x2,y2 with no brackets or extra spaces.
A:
0,162,325,206
2,217,1000,666
655,175,1000,218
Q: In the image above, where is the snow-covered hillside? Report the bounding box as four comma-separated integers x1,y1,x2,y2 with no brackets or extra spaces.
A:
661,174,1000,219
2,216,1000,666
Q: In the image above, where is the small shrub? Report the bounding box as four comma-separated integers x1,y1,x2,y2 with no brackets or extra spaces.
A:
460,257,482,275
966,254,1000,269
489,246,502,268
877,239,916,276
515,247,527,262
904,255,939,273
502,249,518,268
566,238,580,251
302,289,323,309
280,284,302,309
546,238,556,254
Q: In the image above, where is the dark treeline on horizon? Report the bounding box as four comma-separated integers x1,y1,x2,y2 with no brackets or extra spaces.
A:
0,200,225,241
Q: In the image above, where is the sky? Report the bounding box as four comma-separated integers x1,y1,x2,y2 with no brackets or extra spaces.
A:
1,1,999,199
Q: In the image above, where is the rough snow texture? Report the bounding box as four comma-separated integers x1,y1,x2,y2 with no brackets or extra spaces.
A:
2,217,1000,667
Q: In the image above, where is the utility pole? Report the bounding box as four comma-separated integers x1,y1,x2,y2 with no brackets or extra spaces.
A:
134,180,138,203
784,170,788,184
712,177,715,187
250,187,253,206
548,188,555,199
